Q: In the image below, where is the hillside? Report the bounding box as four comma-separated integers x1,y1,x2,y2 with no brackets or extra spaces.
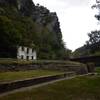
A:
0,0,67,59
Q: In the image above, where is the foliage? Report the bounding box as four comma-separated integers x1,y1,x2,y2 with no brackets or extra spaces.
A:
73,30,100,57
86,30,100,45
0,1,67,59
72,45,90,57
86,30,100,54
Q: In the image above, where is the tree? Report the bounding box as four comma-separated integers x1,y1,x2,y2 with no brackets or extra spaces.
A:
92,0,100,21
85,0,100,54
86,30,100,53
86,30,100,45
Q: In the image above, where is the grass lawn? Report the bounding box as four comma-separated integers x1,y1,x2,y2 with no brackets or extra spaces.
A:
95,67,100,74
0,75,100,100
0,66,99,100
0,58,83,65
0,70,62,83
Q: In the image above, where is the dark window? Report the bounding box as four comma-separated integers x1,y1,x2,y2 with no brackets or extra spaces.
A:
22,47,24,51
27,48,29,54
27,56,29,60
21,55,23,59
32,56,33,60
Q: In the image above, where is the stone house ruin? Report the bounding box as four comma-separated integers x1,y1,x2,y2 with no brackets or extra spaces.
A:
17,46,37,60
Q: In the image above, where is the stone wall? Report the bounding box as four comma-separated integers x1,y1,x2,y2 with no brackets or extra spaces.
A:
0,61,88,74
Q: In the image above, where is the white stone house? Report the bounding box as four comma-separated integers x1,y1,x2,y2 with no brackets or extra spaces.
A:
17,46,37,60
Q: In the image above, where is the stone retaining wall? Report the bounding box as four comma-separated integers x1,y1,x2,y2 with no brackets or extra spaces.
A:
0,62,88,74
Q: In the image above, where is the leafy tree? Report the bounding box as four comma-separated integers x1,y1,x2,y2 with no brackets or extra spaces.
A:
86,30,100,45
86,30,100,54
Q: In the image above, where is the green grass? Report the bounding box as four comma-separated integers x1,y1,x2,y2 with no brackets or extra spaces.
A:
0,70,62,83
0,75,100,100
95,67,100,74
0,68,100,100
0,58,84,66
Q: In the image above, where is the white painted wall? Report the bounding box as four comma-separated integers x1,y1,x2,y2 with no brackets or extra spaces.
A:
17,46,37,60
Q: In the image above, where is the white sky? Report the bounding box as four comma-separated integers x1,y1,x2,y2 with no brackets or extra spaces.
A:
33,0,98,51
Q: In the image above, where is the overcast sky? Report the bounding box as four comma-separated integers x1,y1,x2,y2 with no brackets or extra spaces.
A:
33,0,98,51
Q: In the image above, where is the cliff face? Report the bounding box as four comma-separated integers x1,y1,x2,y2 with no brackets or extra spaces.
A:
0,0,35,16
0,0,61,34
0,0,66,59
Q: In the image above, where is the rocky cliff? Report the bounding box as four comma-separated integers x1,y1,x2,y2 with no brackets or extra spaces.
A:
0,0,66,59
